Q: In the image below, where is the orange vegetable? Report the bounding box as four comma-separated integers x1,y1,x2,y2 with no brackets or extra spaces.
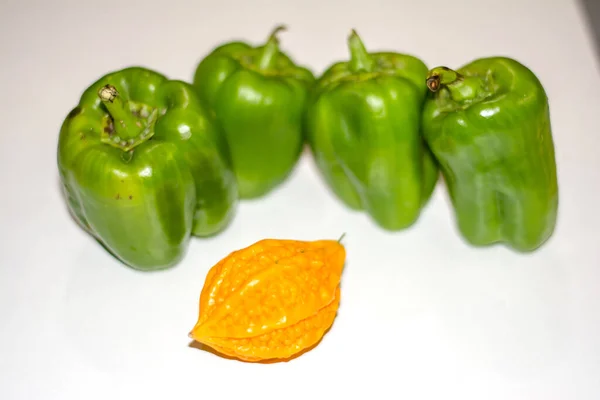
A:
189,237,346,362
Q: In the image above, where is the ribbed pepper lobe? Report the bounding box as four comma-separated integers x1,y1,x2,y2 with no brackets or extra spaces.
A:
304,30,439,231
421,57,559,252
57,67,239,270
191,26,316,199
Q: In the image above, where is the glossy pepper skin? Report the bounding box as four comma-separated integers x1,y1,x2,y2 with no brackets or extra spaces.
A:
304,30,439,230
192,26,315,199
421,57,559,252
57,67,238,270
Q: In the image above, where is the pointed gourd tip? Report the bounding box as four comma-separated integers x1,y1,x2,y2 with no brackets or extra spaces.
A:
189,321,206,339
189,330,203,342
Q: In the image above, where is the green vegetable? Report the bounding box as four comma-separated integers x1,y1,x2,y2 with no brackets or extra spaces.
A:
421,57,559,252
304,30,438,230
57,67,238,270
192,25,315,199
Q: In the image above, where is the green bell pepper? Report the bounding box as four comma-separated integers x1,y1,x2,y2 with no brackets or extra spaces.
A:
192,25,315,199
421,57,559,252
304,30,439,230
57,67,238,271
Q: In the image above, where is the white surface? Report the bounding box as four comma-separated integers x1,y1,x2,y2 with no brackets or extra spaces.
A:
1,0,599,399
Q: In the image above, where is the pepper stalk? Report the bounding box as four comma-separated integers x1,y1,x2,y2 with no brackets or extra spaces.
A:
426,66,489,104
348,29,374,73
257,25,287,70
98,84,157,152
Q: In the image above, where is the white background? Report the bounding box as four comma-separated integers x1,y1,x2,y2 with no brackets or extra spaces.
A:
1,0,599,399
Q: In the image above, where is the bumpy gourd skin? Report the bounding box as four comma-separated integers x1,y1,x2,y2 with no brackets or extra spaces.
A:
192,26,315,199
57,67,238,270
305,30,438,231
190,238,346,362
421,57,559,252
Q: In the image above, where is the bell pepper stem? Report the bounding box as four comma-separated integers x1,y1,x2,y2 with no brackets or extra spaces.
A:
98,85,141,138
426,66,486,104
348,29,374,73
98,84,157,152
257,25,287,70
